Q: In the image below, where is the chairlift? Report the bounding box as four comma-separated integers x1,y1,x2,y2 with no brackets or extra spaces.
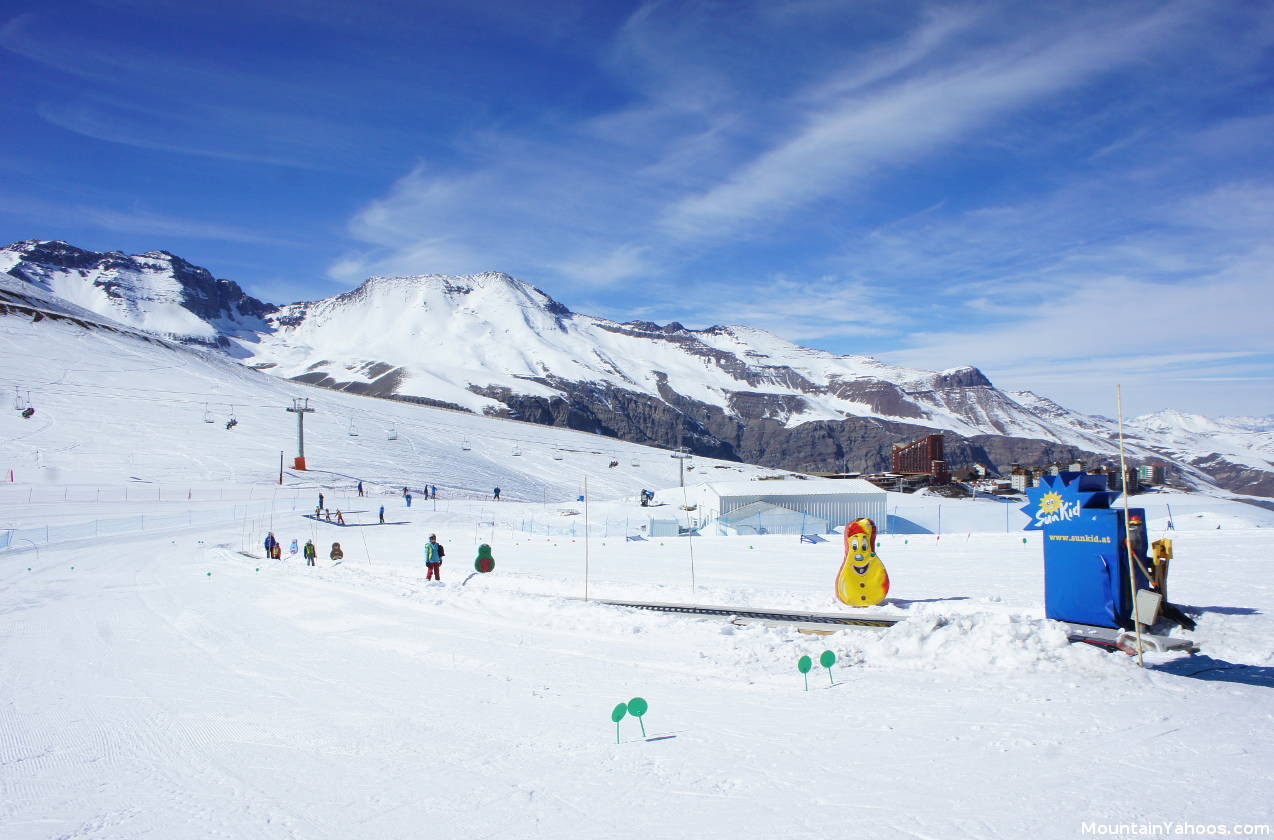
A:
461,438,472,451
552,451,563,461
387,424,398,440
203,402,213,423
225,405,238,430
348,417,359,437
631,459,640,467
511,445,522,457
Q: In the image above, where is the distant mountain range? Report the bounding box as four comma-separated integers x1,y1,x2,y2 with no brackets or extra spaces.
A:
4,239,1271,497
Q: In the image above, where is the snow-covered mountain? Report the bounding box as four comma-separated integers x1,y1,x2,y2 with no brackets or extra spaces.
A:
4,239,1271,496
0,240,273,353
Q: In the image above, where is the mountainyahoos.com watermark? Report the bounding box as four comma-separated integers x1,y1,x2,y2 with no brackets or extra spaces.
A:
1082,823,1270,837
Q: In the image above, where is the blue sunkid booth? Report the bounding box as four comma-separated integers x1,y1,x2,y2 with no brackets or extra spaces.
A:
1023,472,1150,629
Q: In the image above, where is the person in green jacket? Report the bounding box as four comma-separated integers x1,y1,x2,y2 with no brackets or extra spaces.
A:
303,539,317,567
424,534,445,580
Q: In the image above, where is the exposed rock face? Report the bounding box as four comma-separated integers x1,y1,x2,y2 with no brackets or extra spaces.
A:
1,240,276,341
1187,454,1274,497
465,378,1122,476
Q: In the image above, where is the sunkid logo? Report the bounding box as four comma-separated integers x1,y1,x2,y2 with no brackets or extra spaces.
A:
1020,472,1118,531
1033,496,1081,527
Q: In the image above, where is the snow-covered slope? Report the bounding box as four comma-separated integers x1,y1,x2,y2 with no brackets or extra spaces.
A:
252,270,1114,445
0,287,775,499
5,239,1271,497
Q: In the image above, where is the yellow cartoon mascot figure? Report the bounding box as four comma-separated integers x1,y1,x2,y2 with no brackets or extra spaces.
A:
836,517,890,607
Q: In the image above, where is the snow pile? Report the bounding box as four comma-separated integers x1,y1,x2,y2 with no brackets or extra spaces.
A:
850,612,1130,674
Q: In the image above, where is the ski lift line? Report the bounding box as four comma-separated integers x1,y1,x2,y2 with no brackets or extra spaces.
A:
0,373,693,461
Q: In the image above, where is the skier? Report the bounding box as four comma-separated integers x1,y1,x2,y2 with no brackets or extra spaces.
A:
424,534,445,581
303,539,317,567
405,492,412,508
330,542,344,563
493,486,501,501
318,492,325,510
335,509,345,525
264,531,278,557
357,480,363,497
378,505,385,524
431,485,438,499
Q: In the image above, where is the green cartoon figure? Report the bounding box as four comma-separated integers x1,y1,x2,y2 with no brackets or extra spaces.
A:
475,544,495,573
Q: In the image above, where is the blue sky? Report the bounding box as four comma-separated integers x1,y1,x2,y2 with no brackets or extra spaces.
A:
2,0,1272,418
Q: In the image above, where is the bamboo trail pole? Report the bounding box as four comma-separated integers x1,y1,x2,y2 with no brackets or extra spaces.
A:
1117,385,1146,668
583,476,590,602
681,482,696,595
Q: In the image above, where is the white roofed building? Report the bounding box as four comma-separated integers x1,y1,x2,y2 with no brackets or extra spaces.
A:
688,478,887,536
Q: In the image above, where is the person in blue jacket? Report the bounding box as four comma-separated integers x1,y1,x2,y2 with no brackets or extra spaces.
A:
424,534,445,580
264,531,278,558
378,505,385,524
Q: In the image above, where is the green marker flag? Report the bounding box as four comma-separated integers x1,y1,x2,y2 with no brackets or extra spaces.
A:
475,544,495,573
797,655,812,691
628,697,649,737
820,650,837,685
611,702,628,744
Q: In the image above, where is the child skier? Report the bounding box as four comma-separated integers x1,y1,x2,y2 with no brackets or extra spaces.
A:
424,534,445,580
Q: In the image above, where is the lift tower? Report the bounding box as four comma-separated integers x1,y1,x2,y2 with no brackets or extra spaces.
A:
286,398,316,470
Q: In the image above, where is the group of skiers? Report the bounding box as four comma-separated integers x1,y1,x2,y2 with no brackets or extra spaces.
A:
263,480,465,580
262,529,441,577
265,531,341,567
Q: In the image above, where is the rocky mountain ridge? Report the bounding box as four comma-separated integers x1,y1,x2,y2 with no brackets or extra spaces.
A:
4,239,1270,497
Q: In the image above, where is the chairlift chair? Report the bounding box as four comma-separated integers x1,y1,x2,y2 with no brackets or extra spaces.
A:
461,438,472,451
387,424,398,440
348,417,358,437
203,402,213,423
631,459,640,467
552,451,563,461
511,445,522,457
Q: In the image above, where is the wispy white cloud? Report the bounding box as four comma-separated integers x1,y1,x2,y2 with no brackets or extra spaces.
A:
659,4,1197,239
323,0,1268,415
